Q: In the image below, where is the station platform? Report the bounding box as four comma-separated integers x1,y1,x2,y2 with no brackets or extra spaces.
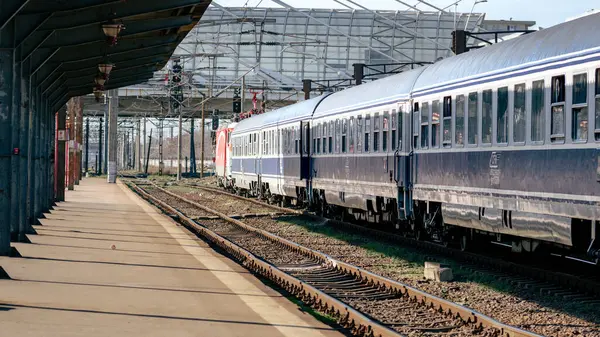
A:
0,178,343,337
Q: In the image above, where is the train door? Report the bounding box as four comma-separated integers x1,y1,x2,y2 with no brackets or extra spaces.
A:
396,101,413,220
300,121,311,180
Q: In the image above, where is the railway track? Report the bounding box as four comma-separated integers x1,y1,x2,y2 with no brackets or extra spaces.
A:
180,182,600,302
127,179,541,337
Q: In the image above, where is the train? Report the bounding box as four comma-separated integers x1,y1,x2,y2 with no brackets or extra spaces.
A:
215,13,600,265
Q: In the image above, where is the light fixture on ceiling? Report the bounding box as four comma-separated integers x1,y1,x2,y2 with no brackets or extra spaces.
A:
93,88,104,103
94,74,107,86
98,63,114,75
102,23,124,46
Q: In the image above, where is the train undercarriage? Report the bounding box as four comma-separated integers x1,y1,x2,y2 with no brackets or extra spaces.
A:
224,179,600,267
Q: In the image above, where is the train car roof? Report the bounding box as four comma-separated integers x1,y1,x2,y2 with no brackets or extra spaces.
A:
313,67,426,118
231,93,331,134
413,12,600,94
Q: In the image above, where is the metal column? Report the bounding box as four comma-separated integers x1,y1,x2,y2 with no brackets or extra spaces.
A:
136,119,141,171
107,90,118,183
142,116,146,173
85,118,89,173
177,112,182,180
66,99,75,190
18,58,30,241
103,103,108,174
75,98,82,184
0,32,14,255
200,102,205,178
9,35,21,241
55,107,66,202
98,117,103,175
190,118,196,175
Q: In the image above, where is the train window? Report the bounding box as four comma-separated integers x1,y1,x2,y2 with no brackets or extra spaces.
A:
262,131,267,154
329,121,334,153
316,124,321,154
413,103,419,148
303,124,310,154
357,116,363,153
322,122,327,153
420,102,429,149
294,128,299,154
334,119,340,153
482,90,492,144
442,97,451,147
514,83,526,143
431,100,440,148
342,119,348,153
572,73,588,142
468,93,478,145
456,95,465,146
531,80,545,143
365,115,371,152
596,69,600,141
421,102,429,149
349,117,355,153
283,130,287,154
392,109,399,151
497,87,508,144
255,133,258,155
383,112,389,152
551,75,566,142
374,113,380,152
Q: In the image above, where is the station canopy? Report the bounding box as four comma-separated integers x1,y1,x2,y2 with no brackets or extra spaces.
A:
99,4,485,117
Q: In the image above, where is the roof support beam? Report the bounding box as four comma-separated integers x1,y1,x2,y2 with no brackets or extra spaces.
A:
40,0,203,31
0,0,30,30
36,46,171,88
44,61,160,95
42,16,193,49
60,65,160,91
49,35,177,64
21,0,122,15
66,72,155,93
32,35,175,77
14,12,49,48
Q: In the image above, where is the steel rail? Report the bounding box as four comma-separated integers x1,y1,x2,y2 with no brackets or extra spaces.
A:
127,181,404,337
183,182,600,298
132,180,543,337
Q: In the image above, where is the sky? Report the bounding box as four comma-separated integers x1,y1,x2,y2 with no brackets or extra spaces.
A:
213,0,598,29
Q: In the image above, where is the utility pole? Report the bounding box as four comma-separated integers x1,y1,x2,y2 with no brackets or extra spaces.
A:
190,118,196,175
158,118,164,175
142,116,146,173
200,101,205,178
136,119,141,171
145,129,152,175
241,75,246,112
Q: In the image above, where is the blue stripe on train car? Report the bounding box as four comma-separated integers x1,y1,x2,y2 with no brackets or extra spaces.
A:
415,148,599,196
312,155,396,184
258,157,281,176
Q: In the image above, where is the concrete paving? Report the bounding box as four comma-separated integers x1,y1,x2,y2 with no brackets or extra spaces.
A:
0,178,344,337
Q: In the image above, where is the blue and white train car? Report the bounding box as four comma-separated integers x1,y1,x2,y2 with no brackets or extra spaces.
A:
223,12,600,262
410,13,600,255
230,95,330,202
309,68,425,221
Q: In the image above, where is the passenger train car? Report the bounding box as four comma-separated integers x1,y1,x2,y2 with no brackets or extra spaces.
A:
218,13,600,263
